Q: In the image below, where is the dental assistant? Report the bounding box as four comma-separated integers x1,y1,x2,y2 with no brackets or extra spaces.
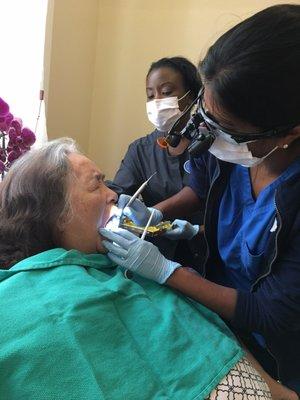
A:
106,57,205,270
101,5,300,396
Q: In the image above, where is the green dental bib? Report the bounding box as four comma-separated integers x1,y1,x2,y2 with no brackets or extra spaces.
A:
0,248,243,400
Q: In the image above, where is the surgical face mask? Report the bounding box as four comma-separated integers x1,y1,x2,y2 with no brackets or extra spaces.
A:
208,131,278,167
146,91,190,132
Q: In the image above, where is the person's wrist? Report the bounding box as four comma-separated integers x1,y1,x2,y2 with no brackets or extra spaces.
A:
158,260,181,284
164,265,184,286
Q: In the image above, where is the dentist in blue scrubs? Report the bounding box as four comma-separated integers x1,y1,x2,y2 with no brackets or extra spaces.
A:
100,4,300,396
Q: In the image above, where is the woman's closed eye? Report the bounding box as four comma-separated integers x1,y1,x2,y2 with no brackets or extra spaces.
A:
90,173,105,190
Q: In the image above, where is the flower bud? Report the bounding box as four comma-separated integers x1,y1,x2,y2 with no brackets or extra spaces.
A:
10,118,23,134
0,113,14,131
5,113,13,126
21,127,36,146
7,151,18,163
0,98,9,117
8,127,17,142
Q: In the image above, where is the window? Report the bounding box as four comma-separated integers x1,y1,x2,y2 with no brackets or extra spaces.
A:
0,0,48,145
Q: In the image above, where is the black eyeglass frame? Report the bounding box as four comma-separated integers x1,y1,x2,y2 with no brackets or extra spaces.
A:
197,88,296,144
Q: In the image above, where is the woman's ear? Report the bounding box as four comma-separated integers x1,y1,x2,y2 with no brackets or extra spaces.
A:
54,213,71,248
277,125,300,149
56,212,70,233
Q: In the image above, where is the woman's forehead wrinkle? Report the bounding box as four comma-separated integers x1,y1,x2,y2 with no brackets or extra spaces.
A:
69,154,100,184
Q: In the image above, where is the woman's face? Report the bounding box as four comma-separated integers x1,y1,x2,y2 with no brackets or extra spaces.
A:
203,86,296,158
58,153,117,254
146,66,192,111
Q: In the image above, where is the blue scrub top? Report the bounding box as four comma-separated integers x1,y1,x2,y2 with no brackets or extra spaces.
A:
217,158,300,346
218,159,300,289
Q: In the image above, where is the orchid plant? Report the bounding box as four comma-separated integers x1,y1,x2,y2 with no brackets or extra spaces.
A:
0,97,36,179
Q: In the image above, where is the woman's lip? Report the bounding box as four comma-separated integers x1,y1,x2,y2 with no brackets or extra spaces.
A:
103,216,112,228
97,211,111,230
102,213,112,228
103,211,118,228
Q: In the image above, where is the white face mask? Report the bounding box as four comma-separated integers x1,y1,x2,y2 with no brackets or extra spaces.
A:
208,131,278,167
146,91,190,132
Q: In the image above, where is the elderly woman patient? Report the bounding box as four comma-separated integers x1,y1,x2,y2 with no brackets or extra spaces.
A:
0,138,274,400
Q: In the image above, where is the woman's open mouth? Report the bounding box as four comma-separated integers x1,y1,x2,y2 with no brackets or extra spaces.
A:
104,205,122,231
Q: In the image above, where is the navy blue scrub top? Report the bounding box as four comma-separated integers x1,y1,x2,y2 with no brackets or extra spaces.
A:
216,159,300,346
217,160,300,290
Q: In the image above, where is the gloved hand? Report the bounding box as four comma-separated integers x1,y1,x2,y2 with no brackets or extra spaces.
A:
118,194,163,226
163,219,199,240
99,227,181,284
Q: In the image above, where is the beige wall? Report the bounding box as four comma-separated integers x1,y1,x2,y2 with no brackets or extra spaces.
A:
46,0,291,178
45,0,99,153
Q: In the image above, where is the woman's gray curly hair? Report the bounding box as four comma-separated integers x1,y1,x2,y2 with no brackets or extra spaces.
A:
0,138,80,269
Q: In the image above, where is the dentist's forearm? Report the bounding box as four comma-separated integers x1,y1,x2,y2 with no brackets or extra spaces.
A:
166,267,238,320
155,186,204,220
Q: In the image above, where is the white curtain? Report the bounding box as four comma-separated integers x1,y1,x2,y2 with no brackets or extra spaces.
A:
0,0,48,145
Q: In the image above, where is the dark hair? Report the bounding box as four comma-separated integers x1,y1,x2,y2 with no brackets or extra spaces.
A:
200,4,300,130
0,138,78,269
147,56,202,99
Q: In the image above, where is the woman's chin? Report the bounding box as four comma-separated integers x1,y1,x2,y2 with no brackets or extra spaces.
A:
96,238,107,254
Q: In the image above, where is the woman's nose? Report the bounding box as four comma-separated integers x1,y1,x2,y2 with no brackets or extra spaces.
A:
154,90,163,100
107,187,118,204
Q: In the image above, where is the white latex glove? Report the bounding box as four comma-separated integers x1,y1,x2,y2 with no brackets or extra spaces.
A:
99,227,181,284
163,219,199,240
118,194,163,226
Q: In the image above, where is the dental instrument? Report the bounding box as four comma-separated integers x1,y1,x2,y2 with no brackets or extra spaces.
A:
125,171,157,209
141,209,156,240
